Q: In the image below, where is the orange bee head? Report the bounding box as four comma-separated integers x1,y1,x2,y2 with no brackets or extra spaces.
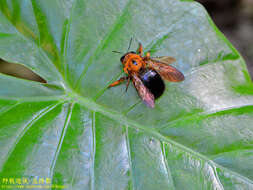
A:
120,51,145,74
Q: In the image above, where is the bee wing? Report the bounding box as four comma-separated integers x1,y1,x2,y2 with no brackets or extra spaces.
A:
132,72,155,108
147,60,184,82
151,56,176,65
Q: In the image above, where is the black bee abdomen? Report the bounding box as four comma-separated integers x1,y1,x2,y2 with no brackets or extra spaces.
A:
140,69,165,99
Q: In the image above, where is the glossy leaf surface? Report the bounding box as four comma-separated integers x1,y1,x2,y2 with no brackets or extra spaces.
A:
0,0,253,189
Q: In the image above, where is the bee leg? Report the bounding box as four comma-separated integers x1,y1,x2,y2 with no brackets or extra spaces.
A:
108,77,126,88
144,52,151,60
137,43,143,56
125,77,131,92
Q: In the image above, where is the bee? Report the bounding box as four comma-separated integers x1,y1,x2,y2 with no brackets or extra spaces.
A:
109,41,184,108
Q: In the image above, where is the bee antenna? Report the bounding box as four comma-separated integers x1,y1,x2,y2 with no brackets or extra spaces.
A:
127,37,133,52
112,50,122,54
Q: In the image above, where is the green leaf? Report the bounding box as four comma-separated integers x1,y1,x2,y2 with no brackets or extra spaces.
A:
0,0,253,189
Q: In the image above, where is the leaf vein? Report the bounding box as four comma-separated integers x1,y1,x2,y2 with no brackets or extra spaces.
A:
50,102,74,178
74,0,133,90
159,104,253,130
73,92,253,185
1,101,61,171
126,126,134,190
161,142,176,190
91,111,96,190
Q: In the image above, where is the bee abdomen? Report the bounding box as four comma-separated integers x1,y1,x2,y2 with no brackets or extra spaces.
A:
139,69,165,99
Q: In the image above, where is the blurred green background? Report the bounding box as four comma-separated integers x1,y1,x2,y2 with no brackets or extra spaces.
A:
0,0,253,82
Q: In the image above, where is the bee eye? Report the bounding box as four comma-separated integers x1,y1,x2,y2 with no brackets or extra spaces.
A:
132,60,138,65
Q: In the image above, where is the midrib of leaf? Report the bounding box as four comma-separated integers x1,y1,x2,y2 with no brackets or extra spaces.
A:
1,89,252,185
68,91,253,185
